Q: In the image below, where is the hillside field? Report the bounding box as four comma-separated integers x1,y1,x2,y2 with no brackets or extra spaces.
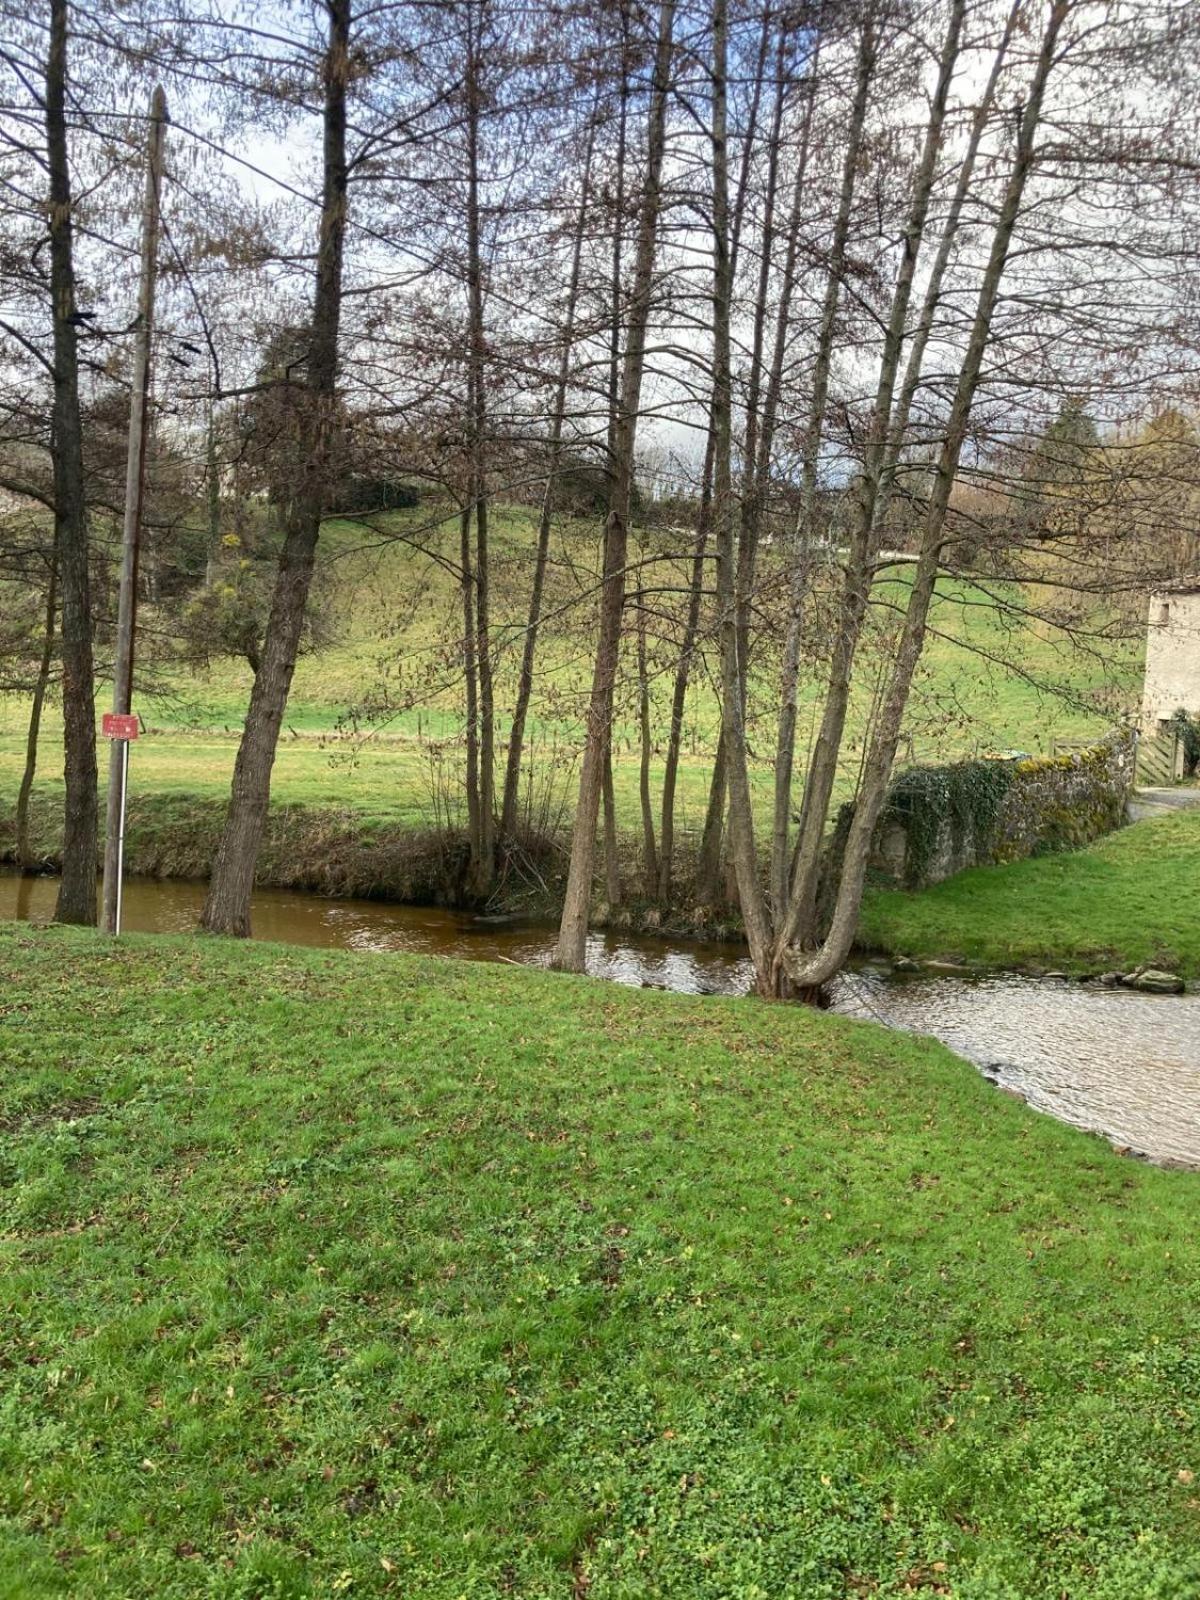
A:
0,502,1140,853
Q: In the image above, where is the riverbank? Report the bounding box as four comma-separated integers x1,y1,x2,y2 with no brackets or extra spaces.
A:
0,789,745,937
3,924,1199,1596
9,785,1199,981
860,803,1200,980
1,789,565,916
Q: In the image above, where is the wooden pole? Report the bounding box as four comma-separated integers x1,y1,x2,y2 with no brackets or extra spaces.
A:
102,86,167,935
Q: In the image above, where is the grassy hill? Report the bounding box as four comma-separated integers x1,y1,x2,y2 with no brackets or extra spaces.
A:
2,922,1199,1598
1,501,1140,857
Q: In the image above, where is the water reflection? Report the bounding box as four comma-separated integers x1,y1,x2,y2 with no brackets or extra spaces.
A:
0,871,757,994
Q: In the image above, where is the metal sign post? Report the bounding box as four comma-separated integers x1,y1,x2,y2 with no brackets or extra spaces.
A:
101,714,139,933
101,87,167,935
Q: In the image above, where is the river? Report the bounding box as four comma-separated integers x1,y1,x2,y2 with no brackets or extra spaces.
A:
4,870,1198,1169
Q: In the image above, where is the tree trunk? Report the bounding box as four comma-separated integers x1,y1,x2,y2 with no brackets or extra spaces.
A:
781,0,1068,991
691,6,778,901
46,0,97,926
465,7,494,891
769,14,877,926
474,491,495,886
16,560,57,873
711,0,773,986
500,111,597,838
705,19,792,921
694,725,727,907
602,742,621,909
460,500,482,856
205,398,221,586
636,578,658,896
202,0,350,936
657,434,712,902
779,0,965,964
757,32,821,911
553,0,675,972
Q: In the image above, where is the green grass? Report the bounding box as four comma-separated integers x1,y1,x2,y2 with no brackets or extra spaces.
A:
3,924,1200,1597
0,503,1140,847
861,806,1200,977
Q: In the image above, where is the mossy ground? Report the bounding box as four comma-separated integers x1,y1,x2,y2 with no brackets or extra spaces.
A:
2,924,1199,1597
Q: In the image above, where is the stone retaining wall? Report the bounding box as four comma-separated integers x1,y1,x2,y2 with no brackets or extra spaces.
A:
871,727,1136,890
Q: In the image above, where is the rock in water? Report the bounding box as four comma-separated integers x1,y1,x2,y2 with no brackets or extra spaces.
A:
1122,968,1186,995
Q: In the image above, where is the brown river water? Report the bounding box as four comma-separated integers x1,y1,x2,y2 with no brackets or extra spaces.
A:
4,870,1199,1169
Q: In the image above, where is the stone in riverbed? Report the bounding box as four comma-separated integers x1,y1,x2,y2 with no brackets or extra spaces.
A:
1120,968,1186,994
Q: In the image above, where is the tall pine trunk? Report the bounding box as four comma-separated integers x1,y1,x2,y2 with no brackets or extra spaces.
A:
46,0,97,926
16,559,57,873
202,0,350,936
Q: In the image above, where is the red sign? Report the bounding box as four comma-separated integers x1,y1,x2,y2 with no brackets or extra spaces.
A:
102,712,140,741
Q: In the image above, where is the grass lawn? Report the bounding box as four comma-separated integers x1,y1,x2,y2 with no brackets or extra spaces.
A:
2,925,1199,1597
861,806,1200,979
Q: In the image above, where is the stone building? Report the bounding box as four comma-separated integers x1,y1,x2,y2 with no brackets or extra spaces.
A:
1141,582,1200,733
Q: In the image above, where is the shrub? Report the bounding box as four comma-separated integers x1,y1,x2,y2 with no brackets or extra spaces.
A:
1167,707,1200,778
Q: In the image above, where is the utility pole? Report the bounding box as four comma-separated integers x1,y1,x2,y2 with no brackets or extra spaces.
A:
101,86,167,935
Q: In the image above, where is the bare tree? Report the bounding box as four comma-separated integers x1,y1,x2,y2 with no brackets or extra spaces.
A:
202,0,351,936
554,0,677,972
46,0,98,924
781,0,1070,991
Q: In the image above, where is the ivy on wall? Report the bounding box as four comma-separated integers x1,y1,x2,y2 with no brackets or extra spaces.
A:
869,729,1135,890
883,760,1016,889
821,731,1133,903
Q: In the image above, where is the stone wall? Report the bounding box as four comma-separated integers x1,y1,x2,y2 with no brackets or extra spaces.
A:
871,727,1136,890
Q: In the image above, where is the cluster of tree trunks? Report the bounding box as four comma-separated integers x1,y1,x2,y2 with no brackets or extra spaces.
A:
10,0,1198,1002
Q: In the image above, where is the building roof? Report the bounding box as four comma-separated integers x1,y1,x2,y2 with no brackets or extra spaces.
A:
1149,578,1200,596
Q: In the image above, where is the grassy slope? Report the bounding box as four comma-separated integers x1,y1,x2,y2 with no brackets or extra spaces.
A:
0,505,1138,845
2,925,1199,1599
861,806,1200,978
